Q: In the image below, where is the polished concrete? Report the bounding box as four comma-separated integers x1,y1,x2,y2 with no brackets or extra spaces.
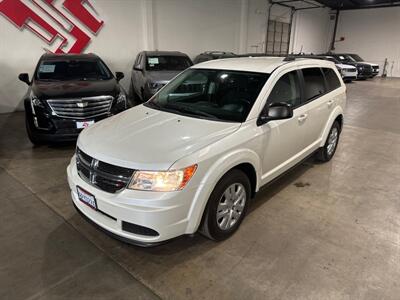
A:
0,78,399,299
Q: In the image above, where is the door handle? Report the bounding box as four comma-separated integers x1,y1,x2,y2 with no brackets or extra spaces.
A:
297,114,308,122
327,100,334,107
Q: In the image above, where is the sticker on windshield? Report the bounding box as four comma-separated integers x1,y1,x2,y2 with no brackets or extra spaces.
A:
339,56,345,60
39,64,56,73
148,57,159,65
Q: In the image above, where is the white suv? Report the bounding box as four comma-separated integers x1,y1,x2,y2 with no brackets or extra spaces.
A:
67,57,346,246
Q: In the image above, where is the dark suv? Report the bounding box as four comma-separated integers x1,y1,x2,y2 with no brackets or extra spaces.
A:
19,53,129,144
327,53,373,79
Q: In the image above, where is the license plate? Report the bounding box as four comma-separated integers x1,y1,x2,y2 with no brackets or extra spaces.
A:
76,120,95,129
77,186,97,210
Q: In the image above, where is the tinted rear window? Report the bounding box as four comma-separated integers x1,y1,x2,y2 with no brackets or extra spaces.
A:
302,68,326,101
323,68,341,91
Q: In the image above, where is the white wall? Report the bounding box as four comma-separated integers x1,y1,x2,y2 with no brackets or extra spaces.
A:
334,7,400,77
0,0,331,113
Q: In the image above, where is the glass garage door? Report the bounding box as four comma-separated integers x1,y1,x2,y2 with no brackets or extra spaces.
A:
266,20,290,56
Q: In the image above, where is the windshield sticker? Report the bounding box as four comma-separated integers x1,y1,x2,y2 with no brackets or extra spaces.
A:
148,57,159,65
39,64,56,73
339,56,345,60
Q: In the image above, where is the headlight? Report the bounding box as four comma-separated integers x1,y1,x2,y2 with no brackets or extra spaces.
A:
116,92,127,104
129,164,197,192
29,91,44,114
148,81,164,91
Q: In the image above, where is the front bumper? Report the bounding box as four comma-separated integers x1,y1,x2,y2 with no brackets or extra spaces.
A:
67,157,197,245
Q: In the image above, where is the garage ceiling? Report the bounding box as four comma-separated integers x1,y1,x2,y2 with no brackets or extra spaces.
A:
272,0,400,10
314,0,400,10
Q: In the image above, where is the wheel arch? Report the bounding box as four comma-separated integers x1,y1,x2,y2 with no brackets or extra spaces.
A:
185,149,261,233
319,107,344,148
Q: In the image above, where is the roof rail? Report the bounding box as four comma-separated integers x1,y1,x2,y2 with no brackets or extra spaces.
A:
283,56,296,61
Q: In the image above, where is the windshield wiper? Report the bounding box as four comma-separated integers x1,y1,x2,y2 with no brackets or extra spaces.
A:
164,103,220,120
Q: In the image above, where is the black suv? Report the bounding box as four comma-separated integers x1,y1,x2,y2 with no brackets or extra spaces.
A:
193,51,237,64
19,53,129,144
327,53,373,79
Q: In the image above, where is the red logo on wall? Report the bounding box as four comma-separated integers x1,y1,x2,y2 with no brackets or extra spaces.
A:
0,0,104,54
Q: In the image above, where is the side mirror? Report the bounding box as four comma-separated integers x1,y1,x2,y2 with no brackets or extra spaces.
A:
257,102,293,126
18,73,30,85
115,72,124,82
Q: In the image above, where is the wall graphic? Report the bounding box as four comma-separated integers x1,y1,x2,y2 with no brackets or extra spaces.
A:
0,0,104,53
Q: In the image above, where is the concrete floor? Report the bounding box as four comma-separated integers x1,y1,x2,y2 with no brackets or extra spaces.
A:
0,78,399,299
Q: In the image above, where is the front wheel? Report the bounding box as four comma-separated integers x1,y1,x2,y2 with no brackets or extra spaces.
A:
315,121,341,162
25,112,43,146
200,169,251,241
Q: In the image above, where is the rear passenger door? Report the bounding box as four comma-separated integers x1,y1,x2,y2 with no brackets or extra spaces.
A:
299,67,340,148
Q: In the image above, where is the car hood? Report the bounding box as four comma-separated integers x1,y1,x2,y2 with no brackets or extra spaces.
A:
353,62,372,68
336,63,356,69
32,79,119,99
77,105,240,170
361,62,379,67
146,70,182,84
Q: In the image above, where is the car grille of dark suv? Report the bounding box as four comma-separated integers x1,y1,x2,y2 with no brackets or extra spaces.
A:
47,96,114,119
76,148,135,193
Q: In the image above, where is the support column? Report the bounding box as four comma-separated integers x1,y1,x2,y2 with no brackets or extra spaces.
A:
239,0,249,54
141,0,156,51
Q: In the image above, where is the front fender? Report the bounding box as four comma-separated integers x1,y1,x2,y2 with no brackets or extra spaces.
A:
179,148,261,233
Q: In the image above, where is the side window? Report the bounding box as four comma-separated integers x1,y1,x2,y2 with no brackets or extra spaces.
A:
322,68,341,91
267,70,301,107
302,68,326,101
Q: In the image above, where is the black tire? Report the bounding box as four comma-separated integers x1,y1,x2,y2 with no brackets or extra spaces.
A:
25,112,43,146
315,121,340,162
200,169,251,241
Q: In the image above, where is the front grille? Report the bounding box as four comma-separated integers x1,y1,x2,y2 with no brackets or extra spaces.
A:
76,148,135,193
47,96,113,119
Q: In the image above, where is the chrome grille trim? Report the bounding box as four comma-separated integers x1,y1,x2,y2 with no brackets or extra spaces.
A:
47,96,113,119
76,148,135,193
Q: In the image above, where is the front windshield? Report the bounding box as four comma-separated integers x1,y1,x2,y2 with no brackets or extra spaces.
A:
35,59,112,81
344,55,356,62
336,55,350,62
145,69,269,123
146,56,192,71
349,54,363,62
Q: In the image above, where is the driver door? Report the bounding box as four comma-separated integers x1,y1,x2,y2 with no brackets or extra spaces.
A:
259,69,309,184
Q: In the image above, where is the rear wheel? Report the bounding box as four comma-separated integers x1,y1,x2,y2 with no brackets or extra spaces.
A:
200,169,251,241
315,121,340,162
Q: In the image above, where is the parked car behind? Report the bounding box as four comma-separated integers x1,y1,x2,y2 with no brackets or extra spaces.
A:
193,51,237,64
327,53,373,79
294,55,357,82
68,56,346,246
130,51,193,102
340,53,379,77
19,53,128,145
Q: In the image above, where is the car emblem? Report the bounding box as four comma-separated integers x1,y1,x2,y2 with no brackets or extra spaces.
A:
77,101,88,108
